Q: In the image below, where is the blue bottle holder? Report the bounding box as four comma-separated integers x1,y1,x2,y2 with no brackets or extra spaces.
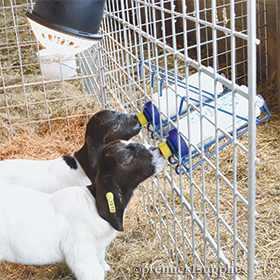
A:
143,101,180,140
143,102,160,125
139,61,270,175
166,128,189,158
138,62,225,140
158,94,270,175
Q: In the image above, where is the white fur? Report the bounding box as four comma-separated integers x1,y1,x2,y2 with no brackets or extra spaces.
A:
0,155,91,193
0,110,141,194
120,140,165,173
0,140,165,280
0,184,115,280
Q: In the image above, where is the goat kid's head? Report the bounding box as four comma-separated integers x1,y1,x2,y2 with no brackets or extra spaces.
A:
86,110,141,145
77,110,141,181
92,140,165,231
85,110,141,169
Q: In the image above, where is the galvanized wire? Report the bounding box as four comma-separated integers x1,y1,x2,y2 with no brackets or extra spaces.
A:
89,0,264,279
0,0,267,279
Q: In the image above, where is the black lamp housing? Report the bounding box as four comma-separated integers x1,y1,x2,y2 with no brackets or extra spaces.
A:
26,0,106,41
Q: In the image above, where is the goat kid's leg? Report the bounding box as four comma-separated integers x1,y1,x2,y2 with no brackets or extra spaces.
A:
65,254,105,280
99,249,110,272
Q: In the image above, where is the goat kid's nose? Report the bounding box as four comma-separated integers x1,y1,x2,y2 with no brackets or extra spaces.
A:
130,114,141,127
127,114,138,123
132,114,139,121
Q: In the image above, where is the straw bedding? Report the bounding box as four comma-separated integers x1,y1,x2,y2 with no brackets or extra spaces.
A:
0,120,174,280
1,4,279,276
1,2,279,279
0,74,99,143
0,74,279,279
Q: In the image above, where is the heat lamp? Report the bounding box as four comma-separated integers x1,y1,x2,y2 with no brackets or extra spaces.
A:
26,0,106,55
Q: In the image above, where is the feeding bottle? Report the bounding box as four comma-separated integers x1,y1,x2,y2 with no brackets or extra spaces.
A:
156,88,264,159
137,66,224,126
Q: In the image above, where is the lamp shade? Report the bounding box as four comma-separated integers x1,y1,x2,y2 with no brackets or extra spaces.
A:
26,0,105,54
26,0,105,40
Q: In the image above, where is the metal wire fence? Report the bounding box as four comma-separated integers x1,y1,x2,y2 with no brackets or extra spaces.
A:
0,0,101,139
0,0,270,279
84,1,269,279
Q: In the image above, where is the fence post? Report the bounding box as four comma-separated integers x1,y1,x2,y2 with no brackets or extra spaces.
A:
247,0,257,279
97,44,108,108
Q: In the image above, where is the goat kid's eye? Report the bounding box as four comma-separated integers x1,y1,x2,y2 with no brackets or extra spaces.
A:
113,123,121,131
123,155,133,164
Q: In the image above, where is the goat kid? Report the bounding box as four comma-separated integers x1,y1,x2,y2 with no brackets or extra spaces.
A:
0,110,141,193
0,140,165,280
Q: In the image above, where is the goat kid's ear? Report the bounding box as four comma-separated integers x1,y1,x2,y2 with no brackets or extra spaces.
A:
86,136,102,172
95,178,125,231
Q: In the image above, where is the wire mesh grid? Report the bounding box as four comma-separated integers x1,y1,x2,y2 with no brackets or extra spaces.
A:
0,0,102,141
88,0,268,279
0,0,269,280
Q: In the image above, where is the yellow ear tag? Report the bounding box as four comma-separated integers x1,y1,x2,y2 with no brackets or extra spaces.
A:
137,112,148,126
106,192,116,213
158,142,173,158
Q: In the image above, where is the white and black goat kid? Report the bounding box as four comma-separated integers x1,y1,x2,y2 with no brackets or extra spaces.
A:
0,140,165,280
0,110,141,193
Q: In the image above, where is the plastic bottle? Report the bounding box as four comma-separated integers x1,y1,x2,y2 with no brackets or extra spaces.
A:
158,89,264,159
137,66,224,126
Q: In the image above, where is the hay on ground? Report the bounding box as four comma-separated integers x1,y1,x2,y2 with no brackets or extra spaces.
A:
0,65,279,279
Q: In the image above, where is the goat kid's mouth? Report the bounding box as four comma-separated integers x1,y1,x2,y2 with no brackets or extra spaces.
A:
133,122,141,131
131,114,141,129
149,146,166,173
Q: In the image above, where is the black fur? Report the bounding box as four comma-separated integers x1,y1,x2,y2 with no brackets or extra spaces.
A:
63,155,78,170
88,140,161,231
74,110,141,183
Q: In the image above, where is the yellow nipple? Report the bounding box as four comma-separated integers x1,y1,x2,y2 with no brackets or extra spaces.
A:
158,142,173,158
137,112,148,126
